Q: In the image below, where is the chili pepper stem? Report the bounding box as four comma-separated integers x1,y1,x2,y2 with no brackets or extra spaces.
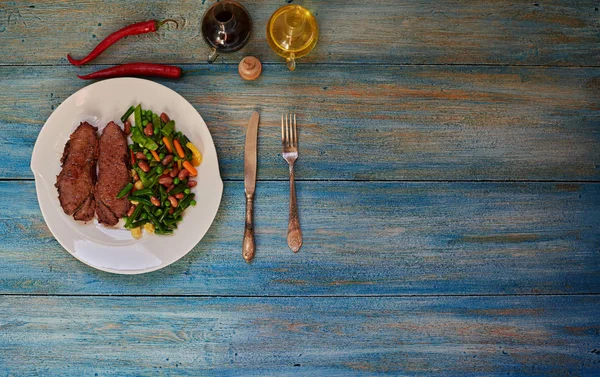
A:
158,19,179,29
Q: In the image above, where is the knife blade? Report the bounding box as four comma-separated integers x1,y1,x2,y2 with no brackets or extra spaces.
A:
242,111,259,262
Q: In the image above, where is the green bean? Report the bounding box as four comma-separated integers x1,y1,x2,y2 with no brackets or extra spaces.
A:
143,207,167,233
124,204,144,228
155,228,174,235
129,219,149,228
169,183,189,196
121,106,135,123
116,183,133,199
180,193,195,209
134,104,142,131
133,188,153,196
158,207,169,223
153,114,161,136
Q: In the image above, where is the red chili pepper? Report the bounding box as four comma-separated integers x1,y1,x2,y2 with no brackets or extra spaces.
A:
67,19,178,66
77,63,182,80
130,149,135,166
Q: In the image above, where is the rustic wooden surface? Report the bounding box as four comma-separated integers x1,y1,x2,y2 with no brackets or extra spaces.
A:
2,296,600,376
0,0,599,375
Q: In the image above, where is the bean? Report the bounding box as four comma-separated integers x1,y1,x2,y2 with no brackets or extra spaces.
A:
135,152,147,160
178,168,189,181
137,160,150,173
170,166,179,178
188,180,197,188
144,123,154,136
167,184,175,193
160,112,170,123
124,120,131,135
161,154,173,166
133,172,140,181
169,207,175,215
126,205,136,217
150,196,161,207
175,192,185,200
168,195,178,208
158,175,173,186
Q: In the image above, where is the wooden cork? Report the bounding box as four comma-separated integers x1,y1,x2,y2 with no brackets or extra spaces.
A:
238,56,262,80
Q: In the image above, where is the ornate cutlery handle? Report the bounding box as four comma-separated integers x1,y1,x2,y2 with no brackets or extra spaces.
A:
287,165,302,252
242,193,255,262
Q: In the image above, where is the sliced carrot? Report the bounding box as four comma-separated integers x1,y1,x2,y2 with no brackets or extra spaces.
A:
182,161,198,177
173,139,185,158
150,150,160,162
162,137,173,153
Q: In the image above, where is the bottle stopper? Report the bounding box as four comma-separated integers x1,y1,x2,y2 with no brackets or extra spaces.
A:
238,56,262,80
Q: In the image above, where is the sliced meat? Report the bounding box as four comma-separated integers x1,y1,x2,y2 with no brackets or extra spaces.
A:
95,121,130,226
73,195,96,221
56,122,98,221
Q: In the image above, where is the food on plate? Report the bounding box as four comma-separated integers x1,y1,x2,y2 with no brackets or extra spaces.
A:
55,105,200,237
95,122,131,226
55,122,98,221
124,104,200,237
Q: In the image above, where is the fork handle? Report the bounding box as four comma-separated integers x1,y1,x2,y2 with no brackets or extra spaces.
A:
242,193,255,262
287,165,302,252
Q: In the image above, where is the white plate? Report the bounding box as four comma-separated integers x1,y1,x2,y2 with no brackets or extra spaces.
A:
30,78,223,274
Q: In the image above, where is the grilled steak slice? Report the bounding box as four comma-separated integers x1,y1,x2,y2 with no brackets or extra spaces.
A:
95,122,130,226
56,122,98,221
73,195,96,221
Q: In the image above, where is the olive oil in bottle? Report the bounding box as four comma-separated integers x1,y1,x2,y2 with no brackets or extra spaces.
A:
266,5,318,71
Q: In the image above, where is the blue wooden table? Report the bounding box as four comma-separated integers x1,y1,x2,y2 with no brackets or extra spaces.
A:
1,1,599,375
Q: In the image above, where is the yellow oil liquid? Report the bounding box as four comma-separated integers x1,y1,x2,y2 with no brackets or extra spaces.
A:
266,5,318,69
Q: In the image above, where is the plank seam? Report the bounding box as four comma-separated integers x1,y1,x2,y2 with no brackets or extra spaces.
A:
0,63,599,68
1,178,599,183
1,293,599,298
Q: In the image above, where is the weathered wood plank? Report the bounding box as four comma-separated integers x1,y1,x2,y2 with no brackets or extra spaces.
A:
1,181,598,295
1,65,599,181
1,295,599,376
0,0,598,66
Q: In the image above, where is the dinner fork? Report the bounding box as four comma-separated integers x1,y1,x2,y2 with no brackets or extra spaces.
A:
282,114,302,252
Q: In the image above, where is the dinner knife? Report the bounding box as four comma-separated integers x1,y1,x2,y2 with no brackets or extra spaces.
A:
243,111,259,262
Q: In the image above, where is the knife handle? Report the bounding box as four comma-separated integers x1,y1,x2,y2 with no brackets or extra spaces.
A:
242,193,255,262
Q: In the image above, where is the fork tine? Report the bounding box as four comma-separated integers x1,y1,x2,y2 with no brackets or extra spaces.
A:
293,114,297,147
286,114,291,146
281,114,285,144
